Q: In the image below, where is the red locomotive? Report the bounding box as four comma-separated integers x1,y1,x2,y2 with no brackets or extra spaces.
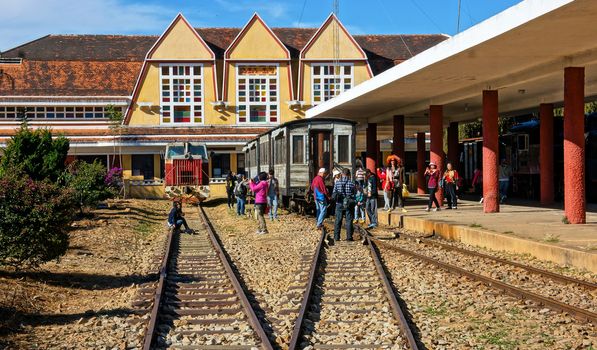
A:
164,142,210,203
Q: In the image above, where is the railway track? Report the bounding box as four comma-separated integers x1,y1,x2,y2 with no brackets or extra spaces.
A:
142,206,273,350
356,226,597,325
289,227,419,350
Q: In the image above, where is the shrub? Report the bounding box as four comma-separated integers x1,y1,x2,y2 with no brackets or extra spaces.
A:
0,122,69,182
66,160,115,212
0,170,76,268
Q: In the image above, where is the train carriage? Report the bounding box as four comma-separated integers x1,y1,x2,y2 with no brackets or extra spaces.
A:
244,118,357,209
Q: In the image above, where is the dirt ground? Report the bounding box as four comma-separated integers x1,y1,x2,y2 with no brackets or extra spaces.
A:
0,199,171,350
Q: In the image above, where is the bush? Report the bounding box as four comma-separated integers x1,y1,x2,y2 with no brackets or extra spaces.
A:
0,170,76,268
0,122,69,182
66,160,115,212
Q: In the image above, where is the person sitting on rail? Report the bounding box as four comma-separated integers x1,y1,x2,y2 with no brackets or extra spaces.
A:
331,168,356,242
267,168,280,221
311,168,330,229
234,174,248,217
250,172,269,235
353,182,366,224
168,201,194,234
365,169,379,229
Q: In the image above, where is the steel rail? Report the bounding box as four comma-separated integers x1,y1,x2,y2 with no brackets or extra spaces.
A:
288,226,327,350
142,226,175,349
400,234,597,290
363,232,420,350
198,205,274,350
373,236,597,324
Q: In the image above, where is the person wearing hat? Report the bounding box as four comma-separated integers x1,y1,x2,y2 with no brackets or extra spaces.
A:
311,168,330,228
424,162,441,212
332,168,341,183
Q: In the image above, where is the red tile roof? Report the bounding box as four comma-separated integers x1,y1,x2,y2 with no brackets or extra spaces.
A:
0,30,448,96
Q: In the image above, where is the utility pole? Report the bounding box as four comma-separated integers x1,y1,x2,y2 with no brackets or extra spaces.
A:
457,0,462,33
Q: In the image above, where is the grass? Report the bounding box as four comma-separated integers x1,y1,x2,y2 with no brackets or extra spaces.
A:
469,223,483,228
478,330,519,349
422,302,447,316
503,230,513,234
543,233,561,243
562,216,570,224
135,220,153,238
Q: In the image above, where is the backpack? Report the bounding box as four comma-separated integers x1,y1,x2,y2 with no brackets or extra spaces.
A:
234,182,245,197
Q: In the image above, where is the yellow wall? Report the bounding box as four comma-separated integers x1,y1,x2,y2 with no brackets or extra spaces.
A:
228,17,288,60
153,154,161,179
300,61,371,109
150,17,214,60
122,154,132,178
303,19,366,60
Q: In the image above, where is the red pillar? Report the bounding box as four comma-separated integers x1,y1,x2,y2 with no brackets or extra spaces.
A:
366,123,377,174
448,122,459,170
393,115,405,160
564,67,586,224
429,105,444,205
539,103,554,205
417,132,426,194
482,90,499,213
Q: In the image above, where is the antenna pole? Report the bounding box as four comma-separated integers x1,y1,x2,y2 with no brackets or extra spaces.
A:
457,0,462,33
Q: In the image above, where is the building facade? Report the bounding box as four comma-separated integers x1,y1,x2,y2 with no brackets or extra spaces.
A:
0,13,446,197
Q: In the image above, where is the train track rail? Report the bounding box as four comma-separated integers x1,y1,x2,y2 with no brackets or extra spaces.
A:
142,206,274,349
288,227,419,350
357,227,597,324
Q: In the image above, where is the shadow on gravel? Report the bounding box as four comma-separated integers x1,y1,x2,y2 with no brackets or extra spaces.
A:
0,270,157,291
200,198,228,207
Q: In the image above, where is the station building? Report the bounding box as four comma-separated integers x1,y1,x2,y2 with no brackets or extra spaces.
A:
0,13,446,197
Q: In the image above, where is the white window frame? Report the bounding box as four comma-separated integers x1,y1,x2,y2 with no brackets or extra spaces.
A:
159,63,204,126
236,63,280,125
311,62,354,106
290,134,307,165
335,133,351,164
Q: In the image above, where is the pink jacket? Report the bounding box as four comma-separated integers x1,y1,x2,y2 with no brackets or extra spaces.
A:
250,180,268,204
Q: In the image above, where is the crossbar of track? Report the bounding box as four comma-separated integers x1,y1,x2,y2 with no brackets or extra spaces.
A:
198,205,274,350
372,235,597,324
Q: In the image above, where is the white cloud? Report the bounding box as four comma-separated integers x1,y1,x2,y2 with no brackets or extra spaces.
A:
0,0,176,51
291,21,320,28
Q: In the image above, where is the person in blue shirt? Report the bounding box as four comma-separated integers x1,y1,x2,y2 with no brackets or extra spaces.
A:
168,201,193,234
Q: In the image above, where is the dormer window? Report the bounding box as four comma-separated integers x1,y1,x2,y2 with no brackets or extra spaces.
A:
312,63,353,105
160,64,203,124
236,64,279,124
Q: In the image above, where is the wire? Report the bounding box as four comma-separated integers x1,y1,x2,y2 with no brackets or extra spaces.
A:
297,0,308,28
408,0,444,33
376,0,414,58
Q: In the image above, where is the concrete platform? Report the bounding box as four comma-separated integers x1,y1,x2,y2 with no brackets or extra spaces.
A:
375,195,597,273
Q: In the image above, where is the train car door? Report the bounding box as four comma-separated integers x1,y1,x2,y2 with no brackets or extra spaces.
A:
309,130,332,179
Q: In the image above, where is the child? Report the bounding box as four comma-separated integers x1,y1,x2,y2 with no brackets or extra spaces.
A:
353,183,366,224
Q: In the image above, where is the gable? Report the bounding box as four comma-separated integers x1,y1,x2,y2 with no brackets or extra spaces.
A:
301,14,366,60
226,14,289,60
148,14,214,60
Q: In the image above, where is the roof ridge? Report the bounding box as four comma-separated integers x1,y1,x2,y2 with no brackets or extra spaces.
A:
1,34,51,55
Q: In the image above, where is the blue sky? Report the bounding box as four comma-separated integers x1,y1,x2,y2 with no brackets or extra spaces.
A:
1,0,522,52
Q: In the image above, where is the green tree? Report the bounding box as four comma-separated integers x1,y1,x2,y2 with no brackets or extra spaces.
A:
65,160,115,213
0,169,76,268
0,121,69,182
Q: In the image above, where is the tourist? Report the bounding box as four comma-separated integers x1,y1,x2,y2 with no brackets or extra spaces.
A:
499,159,512,203
424,163,441,212
332,168,341,183
234,174,248,216
250,172,269,234
355,164,366,187
267,168,279,221
365,169,379,228
390,157,407,213
225,171,236,209
353,182,366,224
378,167,392,210
472,166,483,203
311,168,330,229
167,201,193,234
443,162,459,209
331,168,356,242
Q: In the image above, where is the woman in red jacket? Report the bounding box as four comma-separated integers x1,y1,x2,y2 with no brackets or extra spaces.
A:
377,167,393,210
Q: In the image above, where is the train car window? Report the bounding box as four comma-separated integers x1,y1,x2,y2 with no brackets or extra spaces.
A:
292,135,305,164
337,135,350,163
132,154,155,180
274,137,285,164
260,141,269,165
237,153,246,175
187,144,208,158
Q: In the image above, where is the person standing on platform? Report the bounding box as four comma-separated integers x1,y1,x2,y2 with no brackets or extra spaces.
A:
365,169,379,229
250,172,269,234
443,162,460,209
331,168,356,242
311,168,330,229
267,169,279,221
378,167,392,211
424,163,441,212
472,166,483,203
390,158,407,213
225,171,236,210
355,165,366,187
499,159,512,203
